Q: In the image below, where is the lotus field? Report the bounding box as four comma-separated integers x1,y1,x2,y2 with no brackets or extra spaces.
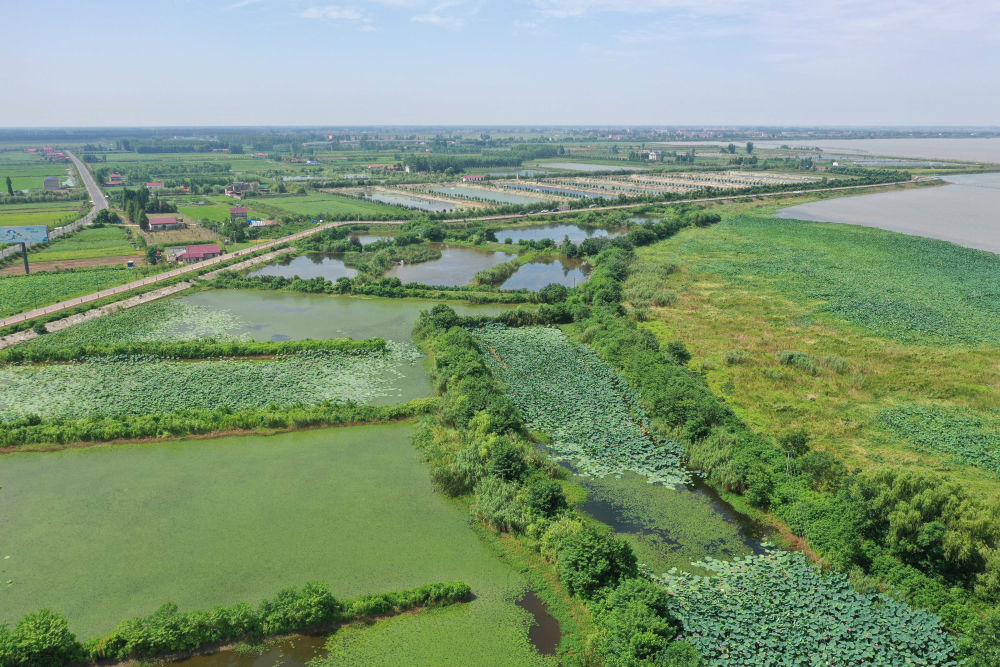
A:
657,550,957,666
878,404,1000,476
19,300,250,351
0,344,421,421
471,325,689,486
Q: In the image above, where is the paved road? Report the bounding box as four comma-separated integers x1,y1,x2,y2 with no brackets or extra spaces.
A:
0,150,108,262
0,176,923,329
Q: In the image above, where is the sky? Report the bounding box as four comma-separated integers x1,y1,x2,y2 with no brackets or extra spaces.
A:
2,0,998,127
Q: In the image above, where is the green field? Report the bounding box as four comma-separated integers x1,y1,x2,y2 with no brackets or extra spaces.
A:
631,209,1000,498
259,193,407,218
664,212,1000,345
31,225,139,261
0,201,85,229
0,266,149,319
0,422,549,666
0,153,74,194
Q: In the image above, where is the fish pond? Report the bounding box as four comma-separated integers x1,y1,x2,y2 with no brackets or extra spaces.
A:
495,222,624,244
430,186,544,206
384,245,514,286
365,191,460,212
248,252,357,281
0,423,552,665
535,162,639,172
504,183,610,199
500,257,591,290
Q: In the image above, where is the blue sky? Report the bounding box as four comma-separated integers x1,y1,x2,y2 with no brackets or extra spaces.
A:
2,0,998,126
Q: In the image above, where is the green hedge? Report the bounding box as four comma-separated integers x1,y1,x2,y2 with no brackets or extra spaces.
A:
0,581,470,665
0,398,439,448
0,337,386,363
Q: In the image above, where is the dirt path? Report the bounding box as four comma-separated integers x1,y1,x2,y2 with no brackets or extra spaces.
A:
0,254,145,275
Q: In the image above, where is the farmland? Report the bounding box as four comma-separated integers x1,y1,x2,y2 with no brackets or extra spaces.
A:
0,422,548,666
0,200,86,229
256,192,409,219
30,225,140,262
0,266,152,319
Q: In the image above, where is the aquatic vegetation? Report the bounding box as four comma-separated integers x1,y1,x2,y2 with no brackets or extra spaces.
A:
470,325,689,486
18,298,250,351
663,213,1000,345
657,550,958,666
878,404,1000,475
0,343,422,420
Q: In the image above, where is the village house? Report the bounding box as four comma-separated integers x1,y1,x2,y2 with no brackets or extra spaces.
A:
148,215,187,231
177,243,221,263
43,176,61,192
461,174,485,183
105,173,125,186
146,181,165,190
648,150,662,161
224,182,254,198
230,206,248,223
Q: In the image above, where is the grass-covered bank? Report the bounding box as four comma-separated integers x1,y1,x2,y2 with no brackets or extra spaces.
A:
1,581,470,665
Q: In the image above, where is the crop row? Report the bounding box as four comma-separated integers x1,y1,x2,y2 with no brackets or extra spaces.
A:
470,324,689,486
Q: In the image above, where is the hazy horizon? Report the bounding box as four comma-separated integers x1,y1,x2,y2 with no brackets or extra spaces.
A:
4,1,998,127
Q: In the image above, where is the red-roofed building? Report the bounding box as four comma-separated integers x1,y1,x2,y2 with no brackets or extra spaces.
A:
146,181,165,190
177,243,221,263
461,174,485,182
148,215,187,231
105,173,125,186
230,206,248,223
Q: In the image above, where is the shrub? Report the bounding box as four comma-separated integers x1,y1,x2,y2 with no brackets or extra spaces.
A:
525,477,568,518
776,350,818,375
665,341,691,365
0,609,82,667
554,526,637,599
724,349,749,365
488,439,528,482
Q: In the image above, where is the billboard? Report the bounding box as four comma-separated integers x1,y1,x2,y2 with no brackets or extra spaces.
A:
0,226,49,244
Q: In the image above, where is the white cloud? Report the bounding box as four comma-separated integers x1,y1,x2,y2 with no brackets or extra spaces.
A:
411,1,469,29
300,5,365,20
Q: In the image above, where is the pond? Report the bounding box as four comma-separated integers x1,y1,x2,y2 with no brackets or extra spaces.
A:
777,172,1000,254
365,191,460,212
537,161,639,172
495,223,623,244
556,459,767,577
500,257,591,290
430,186,543,206
178,290,505,344
248,252,356,281
384,245,514,287
504,183,611,199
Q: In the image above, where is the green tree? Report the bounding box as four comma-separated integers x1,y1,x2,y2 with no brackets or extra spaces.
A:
746,141,754,154
0,609,82,666
5,175,12,196
137,210,149,231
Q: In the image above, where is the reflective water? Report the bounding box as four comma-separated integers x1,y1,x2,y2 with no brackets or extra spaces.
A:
501,257,591,290
430,186,542,206
384,245,514,286
495,223,622,244
505,183,610,199
778,172,1000,253
365,192,459,212
539,161,639,172
249,253,356,281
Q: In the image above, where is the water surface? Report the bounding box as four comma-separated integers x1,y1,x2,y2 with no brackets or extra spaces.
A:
366,192,459,212
495,223,622,244
384,245,513,286
430,186,542,206
501,258,591,290
249,253,356,281
778,173,1000,253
